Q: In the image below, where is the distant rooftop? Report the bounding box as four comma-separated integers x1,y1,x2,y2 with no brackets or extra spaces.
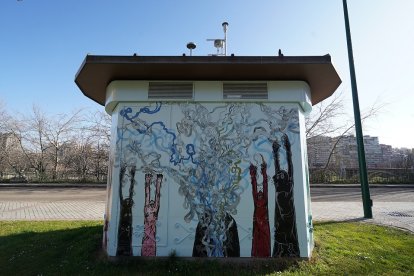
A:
75,55,341,106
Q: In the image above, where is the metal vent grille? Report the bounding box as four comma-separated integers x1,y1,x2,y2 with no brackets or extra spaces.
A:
223,83,268,99
148,82,193,99
387,211,413,217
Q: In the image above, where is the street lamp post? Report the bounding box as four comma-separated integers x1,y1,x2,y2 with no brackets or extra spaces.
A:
342,0,373,218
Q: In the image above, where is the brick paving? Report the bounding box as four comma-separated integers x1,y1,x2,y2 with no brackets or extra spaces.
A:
0,201,105,221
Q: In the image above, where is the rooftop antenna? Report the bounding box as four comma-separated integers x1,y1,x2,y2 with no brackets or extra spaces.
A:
222,22,228,56
186,42,196,56
207,21,229,56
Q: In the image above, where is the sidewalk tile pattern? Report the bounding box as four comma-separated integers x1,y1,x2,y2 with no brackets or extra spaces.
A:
0,201,105,220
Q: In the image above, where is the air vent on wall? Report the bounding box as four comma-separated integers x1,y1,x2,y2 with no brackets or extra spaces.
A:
223,83,268,99
148,82,193,100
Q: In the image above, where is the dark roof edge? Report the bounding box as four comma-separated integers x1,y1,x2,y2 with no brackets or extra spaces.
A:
81,54,332,65
74,54,340,107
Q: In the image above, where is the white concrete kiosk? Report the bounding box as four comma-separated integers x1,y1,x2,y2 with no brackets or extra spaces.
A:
75,55,341,258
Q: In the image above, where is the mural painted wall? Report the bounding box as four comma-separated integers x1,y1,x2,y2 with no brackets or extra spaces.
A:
104,101,312,257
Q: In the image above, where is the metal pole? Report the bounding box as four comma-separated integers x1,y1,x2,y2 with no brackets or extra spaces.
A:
342,0,373,218
222,22,228,56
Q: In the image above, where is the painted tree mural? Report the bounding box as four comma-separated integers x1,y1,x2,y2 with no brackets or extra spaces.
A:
116,102,300,257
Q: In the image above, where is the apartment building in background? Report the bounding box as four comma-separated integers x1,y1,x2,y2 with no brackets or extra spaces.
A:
308,135,413,169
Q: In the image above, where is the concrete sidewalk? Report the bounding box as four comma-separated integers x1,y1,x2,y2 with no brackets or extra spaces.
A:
0,200,413,233
312,201,414,233
0,201,105,220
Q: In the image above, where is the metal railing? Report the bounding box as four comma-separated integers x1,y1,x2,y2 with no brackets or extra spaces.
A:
310,167,414,184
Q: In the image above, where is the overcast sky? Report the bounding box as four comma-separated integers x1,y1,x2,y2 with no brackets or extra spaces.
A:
1,0,413,148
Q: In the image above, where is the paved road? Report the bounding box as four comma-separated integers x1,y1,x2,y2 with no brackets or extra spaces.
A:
0,187,106,202
2,186,413,202
311,186,414,202
0,186,413,233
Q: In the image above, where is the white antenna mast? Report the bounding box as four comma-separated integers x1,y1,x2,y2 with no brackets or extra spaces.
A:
222,22,228,56
207,21,229,56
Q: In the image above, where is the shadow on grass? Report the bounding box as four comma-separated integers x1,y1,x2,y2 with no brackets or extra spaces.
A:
2,220,414,275
0,222,300,275
314,217,369,227
0,222,103,275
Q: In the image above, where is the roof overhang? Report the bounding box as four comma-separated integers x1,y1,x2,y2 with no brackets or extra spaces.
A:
75,55,341,106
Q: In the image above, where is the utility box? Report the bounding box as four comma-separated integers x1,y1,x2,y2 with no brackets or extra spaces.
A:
75,55,341,258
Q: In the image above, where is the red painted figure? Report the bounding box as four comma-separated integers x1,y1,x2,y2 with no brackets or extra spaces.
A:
141,173,163,256
249,156,271,257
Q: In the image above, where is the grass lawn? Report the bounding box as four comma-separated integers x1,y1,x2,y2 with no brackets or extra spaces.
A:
0,221,413,275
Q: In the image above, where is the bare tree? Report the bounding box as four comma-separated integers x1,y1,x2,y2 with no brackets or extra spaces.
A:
63,134,93,181
2,106,82,181
60,109,110,182
42,109,83,180
1,102,112,182
5,106,51,181
306,91,346,139
0,102,25,179
0,100,7,128
86,110,111,182
0,101,20,178
306,91,385,170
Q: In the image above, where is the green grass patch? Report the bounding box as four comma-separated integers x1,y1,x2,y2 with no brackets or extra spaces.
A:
0,221,413,275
